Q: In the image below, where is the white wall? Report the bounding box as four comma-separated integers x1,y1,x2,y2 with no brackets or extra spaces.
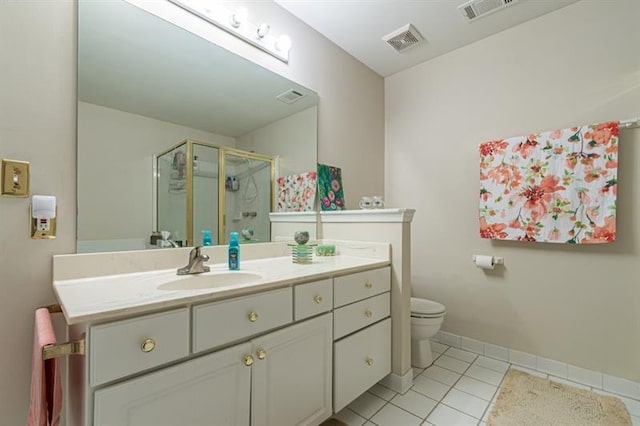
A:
0,1,383,423
78,101,234,246
386,0,640,380
237,106,318,178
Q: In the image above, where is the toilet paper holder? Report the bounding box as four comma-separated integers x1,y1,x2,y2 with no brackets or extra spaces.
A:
471,255,504,266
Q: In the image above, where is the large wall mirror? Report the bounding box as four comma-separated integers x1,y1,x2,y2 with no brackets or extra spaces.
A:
77,0,318,253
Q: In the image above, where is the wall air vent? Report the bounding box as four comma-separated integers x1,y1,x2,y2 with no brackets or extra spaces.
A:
458,0,520,22
382,24,426,53
276,89,306,104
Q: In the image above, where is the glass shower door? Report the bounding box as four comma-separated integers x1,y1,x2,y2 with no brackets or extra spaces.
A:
157,143,187,246
223,152,273,244
192,143,219,246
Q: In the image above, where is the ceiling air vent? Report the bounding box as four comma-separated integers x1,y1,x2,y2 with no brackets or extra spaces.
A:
276,89,306,104
458,0,519,22
382,24,425,53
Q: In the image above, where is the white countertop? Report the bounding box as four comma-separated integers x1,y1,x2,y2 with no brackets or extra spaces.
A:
54,254,389,325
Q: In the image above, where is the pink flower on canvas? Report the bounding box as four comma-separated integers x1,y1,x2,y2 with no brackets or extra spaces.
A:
479,140,509,157
584,121,619,146
550,129,563,139
583,216,616,243
331,179,340,192
479,218,508,239
512,137,538,159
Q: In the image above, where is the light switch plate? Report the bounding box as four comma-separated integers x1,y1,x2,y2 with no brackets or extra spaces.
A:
1,159,30,197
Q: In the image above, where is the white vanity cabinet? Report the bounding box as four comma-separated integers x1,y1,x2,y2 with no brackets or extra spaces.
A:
68,264,391,426
93,313,333,426
333,267,392,412
94,341,252,426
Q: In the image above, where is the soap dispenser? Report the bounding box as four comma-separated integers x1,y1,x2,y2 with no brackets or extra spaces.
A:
202,230,213,246
228,232,240,270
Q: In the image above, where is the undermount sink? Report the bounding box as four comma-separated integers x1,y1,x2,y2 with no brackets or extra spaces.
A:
157,271,262,291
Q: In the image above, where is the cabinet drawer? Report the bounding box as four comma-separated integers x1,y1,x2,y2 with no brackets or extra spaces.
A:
333,318,391,412
333,292,390,340
89,308,189,386
294,279,333,321
193,287,292,353
334,267,390,308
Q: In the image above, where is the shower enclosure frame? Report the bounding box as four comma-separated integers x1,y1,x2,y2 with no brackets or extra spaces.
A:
155,139,276,247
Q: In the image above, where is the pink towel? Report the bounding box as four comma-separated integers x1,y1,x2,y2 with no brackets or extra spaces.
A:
27,308,62,426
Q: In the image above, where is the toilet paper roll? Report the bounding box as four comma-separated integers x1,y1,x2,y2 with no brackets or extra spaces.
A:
474,255,495,270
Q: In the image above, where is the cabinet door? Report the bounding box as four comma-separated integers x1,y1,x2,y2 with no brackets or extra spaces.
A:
334,318,391,412
94,342,252,426
251,313,333,426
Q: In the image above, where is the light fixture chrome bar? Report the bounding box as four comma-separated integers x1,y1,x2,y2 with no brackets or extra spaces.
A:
167,0,290,63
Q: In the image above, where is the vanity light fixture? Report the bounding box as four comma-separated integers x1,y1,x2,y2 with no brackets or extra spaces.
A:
257,23,270,39
168,0,291,63
275,35,292,53
229,7,247,28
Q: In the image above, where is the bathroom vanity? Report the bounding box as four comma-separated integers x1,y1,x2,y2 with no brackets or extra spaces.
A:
54,243,391,425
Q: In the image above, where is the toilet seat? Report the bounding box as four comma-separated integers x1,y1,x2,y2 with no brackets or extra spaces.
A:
411,297,445,318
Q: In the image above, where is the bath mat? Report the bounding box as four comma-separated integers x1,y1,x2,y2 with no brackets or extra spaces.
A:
487,368,631,426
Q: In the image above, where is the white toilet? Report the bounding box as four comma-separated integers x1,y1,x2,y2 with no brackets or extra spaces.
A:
411,297,446,368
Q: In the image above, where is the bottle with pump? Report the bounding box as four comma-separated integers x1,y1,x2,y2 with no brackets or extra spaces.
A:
202,230,213,246
228,232,240,270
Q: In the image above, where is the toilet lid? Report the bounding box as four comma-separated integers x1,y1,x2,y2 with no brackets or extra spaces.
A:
411,297,446,316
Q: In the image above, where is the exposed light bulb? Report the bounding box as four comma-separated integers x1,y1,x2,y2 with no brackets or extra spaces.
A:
229,7,248,28
257,23,271,39
275,34,291,53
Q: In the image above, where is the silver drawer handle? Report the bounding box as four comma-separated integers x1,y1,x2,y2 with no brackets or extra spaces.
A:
365,357,374,366
314,295,323,304
364,309,373,318
364,281,373,289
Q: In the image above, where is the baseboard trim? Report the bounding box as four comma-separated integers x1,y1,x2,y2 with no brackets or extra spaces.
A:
379,369,413,394
433,331,640,401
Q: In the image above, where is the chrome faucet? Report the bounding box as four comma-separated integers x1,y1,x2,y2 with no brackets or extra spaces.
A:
177,246,210,275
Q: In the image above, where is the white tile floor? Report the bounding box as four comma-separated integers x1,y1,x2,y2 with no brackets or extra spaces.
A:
332,342,640,426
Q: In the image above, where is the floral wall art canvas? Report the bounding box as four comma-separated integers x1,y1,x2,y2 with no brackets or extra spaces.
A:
479,121,619,244
276,171,317,212
317,163,345,211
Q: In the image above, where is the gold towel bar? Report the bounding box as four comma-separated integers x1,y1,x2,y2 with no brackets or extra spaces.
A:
40,304,86,360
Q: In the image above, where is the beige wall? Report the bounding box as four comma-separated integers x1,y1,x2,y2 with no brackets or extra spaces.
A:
237,106,318,178
78,101,234,245
386,0,640,380
0,1,383,423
